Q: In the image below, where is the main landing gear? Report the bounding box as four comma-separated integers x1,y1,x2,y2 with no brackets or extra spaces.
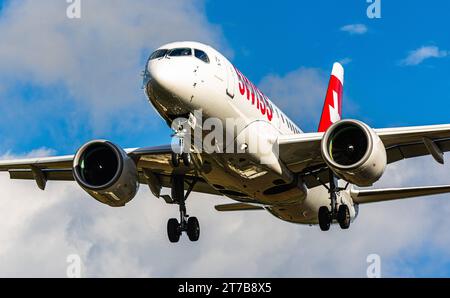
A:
167,153,200,243
318,171,351,231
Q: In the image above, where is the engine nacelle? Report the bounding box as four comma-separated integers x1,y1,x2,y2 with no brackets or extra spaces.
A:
321,120,387,187
73,140,139,207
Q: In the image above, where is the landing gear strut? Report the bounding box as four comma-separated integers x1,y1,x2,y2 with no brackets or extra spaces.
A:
171,152,191,167
317,171,351,231
167,175,200,243
167,120,198,242
170,122,192,168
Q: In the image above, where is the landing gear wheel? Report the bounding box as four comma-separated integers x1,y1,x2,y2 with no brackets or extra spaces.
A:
187,217,200,242
182,153,191,167
171,152,180,168
167,218,181,243
337,205,351,229
318,206,331,231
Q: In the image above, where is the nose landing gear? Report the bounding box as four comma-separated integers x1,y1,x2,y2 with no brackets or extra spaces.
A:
171,152,192,168
166,120,199,242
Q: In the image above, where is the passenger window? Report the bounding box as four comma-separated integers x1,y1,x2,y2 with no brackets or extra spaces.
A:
194,49,210,63
168,48,192,57
149,49,168,60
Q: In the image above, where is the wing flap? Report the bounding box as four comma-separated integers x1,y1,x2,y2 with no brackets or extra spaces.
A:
377,124,450,164
351,185,450,204
386,139,450,164
277,133,323,173
8,169,74,181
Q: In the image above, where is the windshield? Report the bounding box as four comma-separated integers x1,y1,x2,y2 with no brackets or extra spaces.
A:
194,49,210,63
149,49,168,60
168,48,192,57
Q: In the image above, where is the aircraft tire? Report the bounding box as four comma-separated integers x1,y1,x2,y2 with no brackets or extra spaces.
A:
187,217,200,242
337,205,351,229
318,206,331,231
167,218,181,243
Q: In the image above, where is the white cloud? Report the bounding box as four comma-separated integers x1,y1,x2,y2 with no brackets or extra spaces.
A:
1,154,450,277
0,148,55,160
340,24,368,35
400,46,448,66
258,66,358,132
339,57,352,65
0,0,228,136
1,1,450,278
258,67,328,131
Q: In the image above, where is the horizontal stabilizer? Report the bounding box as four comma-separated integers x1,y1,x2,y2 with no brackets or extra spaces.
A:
351,185,450,204
215,203,265,212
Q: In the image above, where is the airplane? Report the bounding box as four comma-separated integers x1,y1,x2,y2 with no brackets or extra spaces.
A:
2,40,450,243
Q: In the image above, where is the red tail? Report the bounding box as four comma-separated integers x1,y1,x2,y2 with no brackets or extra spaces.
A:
318,62,344,132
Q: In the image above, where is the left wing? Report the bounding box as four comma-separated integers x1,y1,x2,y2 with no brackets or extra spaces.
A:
375,124,450,164
278,124,450,169
277,124,450,188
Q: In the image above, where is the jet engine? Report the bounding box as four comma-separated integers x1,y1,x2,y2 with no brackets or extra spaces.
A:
321,120,387,187
72,140,139,207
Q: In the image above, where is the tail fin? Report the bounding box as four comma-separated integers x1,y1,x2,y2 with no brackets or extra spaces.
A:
318,62,344,132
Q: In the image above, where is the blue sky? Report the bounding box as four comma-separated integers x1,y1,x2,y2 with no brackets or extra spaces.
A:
206,0,450,128
1,0,449,153
0,0,450,277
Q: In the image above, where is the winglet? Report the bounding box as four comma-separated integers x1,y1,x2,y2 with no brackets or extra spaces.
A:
318,62,344,132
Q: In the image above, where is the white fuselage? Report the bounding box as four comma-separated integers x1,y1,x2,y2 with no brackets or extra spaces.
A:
143,41,357,224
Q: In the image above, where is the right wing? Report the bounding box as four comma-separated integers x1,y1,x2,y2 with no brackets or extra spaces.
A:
0,145,220,197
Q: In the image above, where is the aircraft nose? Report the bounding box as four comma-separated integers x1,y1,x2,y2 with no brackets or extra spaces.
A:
147,61,172,89
146,59,194,103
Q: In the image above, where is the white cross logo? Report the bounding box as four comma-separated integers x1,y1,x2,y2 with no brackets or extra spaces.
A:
329,90,341,123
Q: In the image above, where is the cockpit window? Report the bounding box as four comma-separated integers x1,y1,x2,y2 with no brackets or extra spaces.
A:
194,49,210,63
168,48,192,57
149,49,168,60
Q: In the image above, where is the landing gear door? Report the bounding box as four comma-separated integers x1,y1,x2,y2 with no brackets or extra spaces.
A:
226,64,236,99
